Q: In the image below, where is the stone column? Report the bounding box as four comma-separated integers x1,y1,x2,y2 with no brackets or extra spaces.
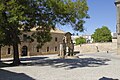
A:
28,42,31,57
115,0,120,54
60,43,64,58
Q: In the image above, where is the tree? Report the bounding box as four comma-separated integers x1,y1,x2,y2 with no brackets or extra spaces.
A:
92,26,112,42
75,37,86,45
0,0,89,65
0,29,5,61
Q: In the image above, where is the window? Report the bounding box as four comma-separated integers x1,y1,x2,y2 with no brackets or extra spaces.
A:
23,34,27,41
47,47,49,52
33,46,35,52
55,46,57,51
36,47,39,52
8,48,10,54
55,37,57,42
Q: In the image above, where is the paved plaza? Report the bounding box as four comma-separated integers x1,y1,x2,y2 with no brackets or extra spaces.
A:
0,52,120,80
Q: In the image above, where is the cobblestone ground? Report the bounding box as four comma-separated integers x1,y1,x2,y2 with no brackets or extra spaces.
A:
0,53,120,80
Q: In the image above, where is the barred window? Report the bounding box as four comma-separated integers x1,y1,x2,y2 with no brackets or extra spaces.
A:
8,48,10,54
37,48,39,52
55,37,57,42
47,47,49,52
23,34,27,41
55,46,57,51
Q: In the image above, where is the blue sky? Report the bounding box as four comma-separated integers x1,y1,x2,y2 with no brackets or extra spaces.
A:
59,0,117,35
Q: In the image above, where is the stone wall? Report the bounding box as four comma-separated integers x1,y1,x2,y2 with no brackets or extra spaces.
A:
29,32,65,56
1,32,65,58
74,42,117,54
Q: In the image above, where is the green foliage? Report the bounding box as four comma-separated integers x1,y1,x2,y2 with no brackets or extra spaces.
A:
0,0,89,64
0,29,5,46
92,26,112,42
0,0,89,47
32,29,52,48
75,37,86,45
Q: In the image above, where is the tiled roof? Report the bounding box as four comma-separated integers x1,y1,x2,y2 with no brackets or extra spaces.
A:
30,27,65,33
50,28,65,33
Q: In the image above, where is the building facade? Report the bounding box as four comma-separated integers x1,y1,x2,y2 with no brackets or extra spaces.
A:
71,34,93,44
1,28,65,58
82,35,93,43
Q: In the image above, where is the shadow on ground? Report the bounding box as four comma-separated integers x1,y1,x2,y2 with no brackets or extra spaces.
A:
0,69,35,80
0,56,48,68
99,77,119,80
0,61,10,68
26,57,110,69
2,56,48,62
1,56,111,69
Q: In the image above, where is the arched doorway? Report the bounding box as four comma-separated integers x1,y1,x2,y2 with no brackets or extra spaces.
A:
21,46,28,56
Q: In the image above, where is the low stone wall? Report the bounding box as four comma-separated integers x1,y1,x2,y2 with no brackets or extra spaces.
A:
74,42,117,54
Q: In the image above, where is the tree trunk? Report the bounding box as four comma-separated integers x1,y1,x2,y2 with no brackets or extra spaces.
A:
12,43,20,65
0,46,1,61
2,2,21,65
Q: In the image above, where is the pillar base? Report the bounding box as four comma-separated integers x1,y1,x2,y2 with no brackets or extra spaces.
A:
117,34,120,55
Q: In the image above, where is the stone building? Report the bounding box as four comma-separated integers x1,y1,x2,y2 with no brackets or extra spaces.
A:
1,28,65,58
115,0,120,54
111,32,117,43
82,35,93,43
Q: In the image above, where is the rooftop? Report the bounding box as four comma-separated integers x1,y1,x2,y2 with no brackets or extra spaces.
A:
50,28,65,33
30,27,65,34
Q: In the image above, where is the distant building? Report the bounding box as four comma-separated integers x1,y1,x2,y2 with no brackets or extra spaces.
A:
71,35,80,44
72,32,117,44
71,34,93,44
82,35,93,43
111,32,117,43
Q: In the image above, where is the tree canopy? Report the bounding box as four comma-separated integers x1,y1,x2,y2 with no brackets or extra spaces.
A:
92,26,112,42
75,37,86,45
0,0,89,65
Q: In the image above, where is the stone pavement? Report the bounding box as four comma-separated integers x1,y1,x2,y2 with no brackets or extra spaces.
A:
0,53,120,80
